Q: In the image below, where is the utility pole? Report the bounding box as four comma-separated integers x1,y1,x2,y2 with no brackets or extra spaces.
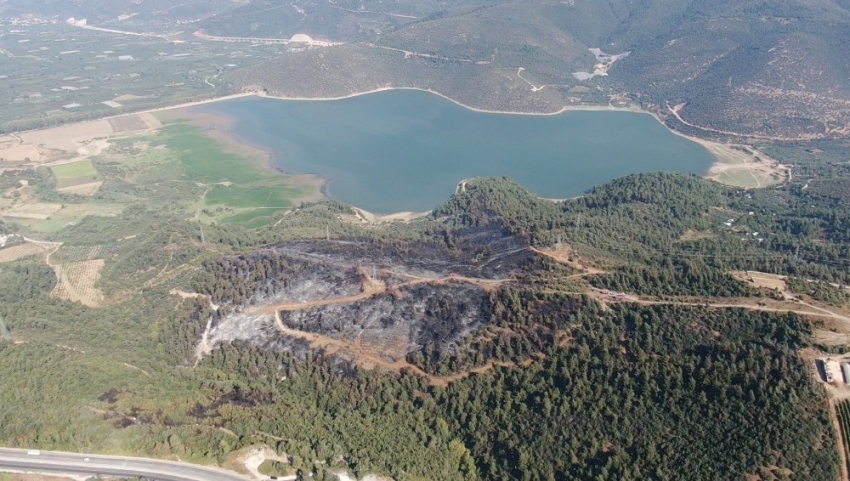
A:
0,317,11,342
793,246,800,264
326,224,330,241
575,214,582,233
199,226,206,246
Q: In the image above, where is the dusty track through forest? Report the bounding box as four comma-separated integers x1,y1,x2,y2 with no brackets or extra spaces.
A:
252,269,505,316
270,309,516,386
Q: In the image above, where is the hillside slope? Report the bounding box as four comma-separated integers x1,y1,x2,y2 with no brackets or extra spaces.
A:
5,0,848,138
218,0,850,140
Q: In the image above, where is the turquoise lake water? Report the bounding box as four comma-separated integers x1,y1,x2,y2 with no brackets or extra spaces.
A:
195,90,715,213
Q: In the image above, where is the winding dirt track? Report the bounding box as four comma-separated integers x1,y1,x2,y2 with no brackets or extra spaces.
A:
251,266,507,315
205,245,850,389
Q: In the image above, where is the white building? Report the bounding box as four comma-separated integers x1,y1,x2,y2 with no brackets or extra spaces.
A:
825,360,842,383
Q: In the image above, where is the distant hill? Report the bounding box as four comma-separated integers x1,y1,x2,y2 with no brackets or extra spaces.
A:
4,0,850,140
220,0,850,141
0,0,237,30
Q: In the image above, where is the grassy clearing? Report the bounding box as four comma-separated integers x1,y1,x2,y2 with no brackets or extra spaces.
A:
51,160,97,180
717,170,760,188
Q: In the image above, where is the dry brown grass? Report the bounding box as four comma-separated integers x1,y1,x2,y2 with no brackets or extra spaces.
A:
2,202,62,220
56,180,103,197
678,229,714,242
732,270,788,291
18,120,114,153
108,113,160,133
0,242,47,262
0,144,44,162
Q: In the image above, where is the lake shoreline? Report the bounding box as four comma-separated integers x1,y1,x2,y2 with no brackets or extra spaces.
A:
168,88,773,181
183,91,717,213
7,86,781,189
161,107,329,206
9,84,770,188
244,88,785,184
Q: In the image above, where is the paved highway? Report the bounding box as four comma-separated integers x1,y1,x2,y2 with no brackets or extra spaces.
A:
0,448,251,481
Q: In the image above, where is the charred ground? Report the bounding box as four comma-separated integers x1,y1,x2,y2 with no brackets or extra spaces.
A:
191,224,562,375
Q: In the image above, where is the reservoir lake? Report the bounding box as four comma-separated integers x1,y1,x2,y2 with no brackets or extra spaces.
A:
195,90,715,213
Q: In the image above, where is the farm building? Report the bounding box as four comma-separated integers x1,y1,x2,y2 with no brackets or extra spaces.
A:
842,364,850,384
826,360,843,383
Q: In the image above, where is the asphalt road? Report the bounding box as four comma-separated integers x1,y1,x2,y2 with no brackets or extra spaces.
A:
0,448,251,481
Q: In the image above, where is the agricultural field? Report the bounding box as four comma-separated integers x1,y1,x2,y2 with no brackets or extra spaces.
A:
147,121,318,226
56,243,119,263
0,242,47,263
51,259,106,307
0,110,323,239
51,159,98,189
0,20,285,134
2,202,62,220
837,400,850,477
51,160,96,180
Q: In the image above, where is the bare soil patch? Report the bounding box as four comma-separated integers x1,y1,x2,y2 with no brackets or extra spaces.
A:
733,270,788,292
0,242,47,262
0,144,44,162
351,207,430,223
56,180,103,196
2,203,62,220
51,259,106,307
113,94,151,102
678,229,714,242
169,289,220,310
109,113,159,133
702,142,787,188
19,120,114,152
531,244,605,276
813,328,850,347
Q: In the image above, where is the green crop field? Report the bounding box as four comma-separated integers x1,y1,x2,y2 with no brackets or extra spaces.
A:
205,184,300,209
51,160,97,180
220,209,283,229
161,123,266,185
153,122,311,227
